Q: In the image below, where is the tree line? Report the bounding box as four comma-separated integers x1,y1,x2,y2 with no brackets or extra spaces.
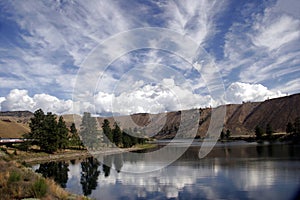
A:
23,109,82,153
81,112,146,149
23,109,147,153
255,117,300,141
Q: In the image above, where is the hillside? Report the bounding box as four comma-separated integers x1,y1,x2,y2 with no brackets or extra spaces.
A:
0,111,32,138
0,93,299,139
99,93,300,139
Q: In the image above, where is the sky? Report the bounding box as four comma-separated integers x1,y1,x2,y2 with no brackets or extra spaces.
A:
0,0,299,115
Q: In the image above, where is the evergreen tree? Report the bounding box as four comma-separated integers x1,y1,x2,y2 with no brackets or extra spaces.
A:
294,117,300,135
255,125,263,140
42,112,59,153
102,119,112,145
112,122,122,147
122,131,133,148
225,129,231,139
266,123,273,138
28,109,46,144
57,116,69,149
27,109,72,153
286,122,294,134
80,112,99,150
220,130,225,140
70,123,82,149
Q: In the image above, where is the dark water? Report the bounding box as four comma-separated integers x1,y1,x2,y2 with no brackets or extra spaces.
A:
33,142,300,200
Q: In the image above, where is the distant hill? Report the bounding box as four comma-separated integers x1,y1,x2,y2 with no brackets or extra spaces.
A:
98,93,300,139
0,93,299,139
0,111,33,138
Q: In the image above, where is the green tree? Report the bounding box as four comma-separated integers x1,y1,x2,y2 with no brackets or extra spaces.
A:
122,131,133,148
286,122,294,134
42,112,59,153
225,129,231,139
80,112,99,150
255,125,263,140
266,123,273,138
102,119,113,146
293,117,300,135
70,123,82,149
112,122,122,147
220,130,225,140
57,116,68,149
28,109,46,144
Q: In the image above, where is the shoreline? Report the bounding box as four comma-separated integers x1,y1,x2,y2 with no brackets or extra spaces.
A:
9,143,157,164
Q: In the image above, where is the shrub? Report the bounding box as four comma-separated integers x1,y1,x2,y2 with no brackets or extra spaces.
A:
8,170,21,183
31,178,47,198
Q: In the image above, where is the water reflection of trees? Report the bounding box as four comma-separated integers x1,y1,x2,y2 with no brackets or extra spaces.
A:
80,157,101,196
102,156,112,177
36,161,69,188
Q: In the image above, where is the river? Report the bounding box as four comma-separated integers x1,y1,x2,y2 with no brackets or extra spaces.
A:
32,141,300,200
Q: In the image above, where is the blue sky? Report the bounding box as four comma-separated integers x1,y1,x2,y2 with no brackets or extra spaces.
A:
0,0,299,115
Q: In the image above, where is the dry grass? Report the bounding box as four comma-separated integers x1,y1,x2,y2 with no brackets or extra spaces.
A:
0,158,88,200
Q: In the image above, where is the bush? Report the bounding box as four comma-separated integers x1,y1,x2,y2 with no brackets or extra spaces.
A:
8,170,21,183
31,178,47,198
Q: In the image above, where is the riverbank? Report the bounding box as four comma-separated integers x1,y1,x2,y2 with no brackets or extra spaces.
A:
0,143,157,164
0,156,89,200
0,143,156,199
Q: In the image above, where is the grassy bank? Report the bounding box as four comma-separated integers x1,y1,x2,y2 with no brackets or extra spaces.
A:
0,156,89,200
0,142,158,199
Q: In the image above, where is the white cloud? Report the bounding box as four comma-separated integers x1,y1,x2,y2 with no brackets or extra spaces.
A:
1,89,73,114
162,0,226,45
225,82,283,103
93,79,214,115
251,13,300,51
221,1,300,93
0,97,6,111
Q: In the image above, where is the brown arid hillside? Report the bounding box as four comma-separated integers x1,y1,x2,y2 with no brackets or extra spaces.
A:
0,111,32,138
97,93,300,139
0,93,299,139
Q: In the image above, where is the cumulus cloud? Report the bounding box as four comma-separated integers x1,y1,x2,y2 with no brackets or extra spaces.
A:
1,89,73,114
93,79,214,115
225,82,283,104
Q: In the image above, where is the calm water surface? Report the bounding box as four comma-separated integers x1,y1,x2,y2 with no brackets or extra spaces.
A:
32,142,300,200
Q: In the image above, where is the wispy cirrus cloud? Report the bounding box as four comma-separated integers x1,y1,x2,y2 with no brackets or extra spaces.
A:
0,0,299,114
221,0,300,92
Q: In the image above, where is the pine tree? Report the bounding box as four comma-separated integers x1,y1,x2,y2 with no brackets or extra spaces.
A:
28,108,46,143
102,119,112,146
122,131,133,148
27,109,62,153
255,125,263,140
294,117,300,135
220,130,225,140
225,129,231,139
70,123,82,149
112,122,122,147
57,116,69,149
80,112,99,150
286,122,294,134
266,123,273,139
42,112,59,153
